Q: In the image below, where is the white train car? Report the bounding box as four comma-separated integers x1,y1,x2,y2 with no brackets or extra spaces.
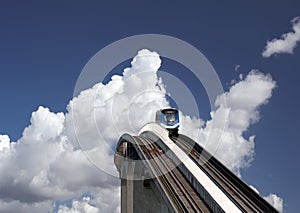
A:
155,108,179,136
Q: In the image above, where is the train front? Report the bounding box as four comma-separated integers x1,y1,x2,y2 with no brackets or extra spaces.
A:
156,108,179,136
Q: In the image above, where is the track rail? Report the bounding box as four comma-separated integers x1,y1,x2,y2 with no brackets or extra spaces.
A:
171,134,279,213
134,136,210,212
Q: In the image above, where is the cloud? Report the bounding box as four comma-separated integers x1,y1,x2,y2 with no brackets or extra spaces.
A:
57,197,100,213
234,64,240,71
0,49,282,212
182,70,276,176
0,199,52,213
0,49,167,212
262,16,300,57
249,185,283,212
264,194,283,213
0,135,11,151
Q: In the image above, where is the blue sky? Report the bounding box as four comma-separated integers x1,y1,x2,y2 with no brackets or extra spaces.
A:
0,1,299,212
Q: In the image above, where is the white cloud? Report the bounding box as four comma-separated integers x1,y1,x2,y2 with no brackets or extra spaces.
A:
0,49,282,212
264,193,283,213
262,16,300,57
0,200,52,213
0,135,11,152
0,49,167,212
182,70,276,176
57,197,100,213
234,64,240,71
249,185,283,212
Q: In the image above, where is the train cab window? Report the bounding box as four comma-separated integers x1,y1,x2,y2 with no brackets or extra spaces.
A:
164,112,176,124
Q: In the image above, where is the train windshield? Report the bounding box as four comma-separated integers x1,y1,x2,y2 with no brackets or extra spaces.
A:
164,112,176,124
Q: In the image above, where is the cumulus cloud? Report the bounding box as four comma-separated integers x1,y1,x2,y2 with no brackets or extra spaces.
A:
249,185,283,212
262,16,300,57
57,197,99,213
0,200,52,213
264,193,283,212
0,49,282,212
0,135,11,151
0,49,167,212
183,70,276,176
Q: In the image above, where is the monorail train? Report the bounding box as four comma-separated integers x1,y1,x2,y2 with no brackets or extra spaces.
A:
156,108,179,136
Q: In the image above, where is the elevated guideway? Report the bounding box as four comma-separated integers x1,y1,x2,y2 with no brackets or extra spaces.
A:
115,123,279,213
170,134,277,212
134,136,210,212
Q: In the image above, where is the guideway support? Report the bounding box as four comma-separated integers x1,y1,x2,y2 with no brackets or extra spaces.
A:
115,134,172,213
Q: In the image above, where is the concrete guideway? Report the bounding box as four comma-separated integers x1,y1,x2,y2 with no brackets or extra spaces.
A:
171,134,278,212
115,122,279,213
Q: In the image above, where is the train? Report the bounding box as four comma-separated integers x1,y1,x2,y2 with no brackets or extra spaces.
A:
155,108,179,136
